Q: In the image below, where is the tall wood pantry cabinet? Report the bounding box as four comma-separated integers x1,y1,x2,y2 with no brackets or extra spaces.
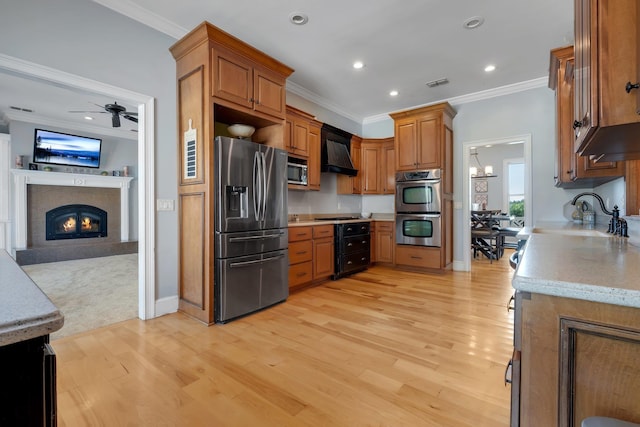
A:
390,102,455,271
169,21,293,324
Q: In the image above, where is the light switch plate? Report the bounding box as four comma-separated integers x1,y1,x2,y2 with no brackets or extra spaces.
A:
157,199,175,211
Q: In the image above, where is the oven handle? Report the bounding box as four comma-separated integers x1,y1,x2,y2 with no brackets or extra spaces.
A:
396,213,441,218
395,179,441,185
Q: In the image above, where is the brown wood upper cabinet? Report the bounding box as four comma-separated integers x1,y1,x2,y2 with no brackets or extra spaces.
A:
338,137,394,195
362,138,395,195
390,102,455,195
213,46,288,120
285,106,322,190
390,102,455,172
573,0,640,161
549,45,624,188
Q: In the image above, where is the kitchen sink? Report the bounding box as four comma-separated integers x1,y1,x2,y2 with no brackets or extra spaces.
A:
531,227,611,237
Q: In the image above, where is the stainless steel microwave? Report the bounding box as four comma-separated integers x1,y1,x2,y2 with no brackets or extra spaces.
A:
287,162,308,185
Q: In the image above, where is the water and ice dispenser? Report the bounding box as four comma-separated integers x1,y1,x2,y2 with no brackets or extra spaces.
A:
226,185,248,218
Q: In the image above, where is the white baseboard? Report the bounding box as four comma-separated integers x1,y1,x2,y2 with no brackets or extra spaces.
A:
452,260,467,271
155,295,179,317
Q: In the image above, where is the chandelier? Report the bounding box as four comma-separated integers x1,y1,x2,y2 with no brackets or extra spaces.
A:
469,148,496,179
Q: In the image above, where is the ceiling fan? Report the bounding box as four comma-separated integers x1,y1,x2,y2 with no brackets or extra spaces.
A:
69,102,138,128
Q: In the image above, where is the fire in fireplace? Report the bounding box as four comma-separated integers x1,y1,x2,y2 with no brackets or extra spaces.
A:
46,204,107,240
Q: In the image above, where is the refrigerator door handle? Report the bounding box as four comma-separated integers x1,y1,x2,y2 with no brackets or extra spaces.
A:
261,152,267,221
229,253,286,268
253,151,261,221
229,232,284,242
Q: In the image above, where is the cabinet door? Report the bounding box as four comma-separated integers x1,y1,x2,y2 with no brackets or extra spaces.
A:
313,237,334,279
254,67,286,119
362,143,380,194
417,115,441,169
351,138,362,193
375,223,394,263
382,140,395,194
291,120,309,157
212,48,253,110
573,0,595,152
284,118,294,152
307,124,321,190
395,119,418,171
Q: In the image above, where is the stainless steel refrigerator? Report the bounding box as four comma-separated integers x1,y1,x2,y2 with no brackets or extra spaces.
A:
214,136,289,323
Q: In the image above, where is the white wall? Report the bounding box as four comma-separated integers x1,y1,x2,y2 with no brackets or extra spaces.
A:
0,0,177,299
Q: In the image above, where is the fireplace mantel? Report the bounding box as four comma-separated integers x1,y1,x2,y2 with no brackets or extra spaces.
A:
10,169,134,250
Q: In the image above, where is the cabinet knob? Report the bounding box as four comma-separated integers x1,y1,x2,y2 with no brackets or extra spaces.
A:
625,81,640,93
572,120,582,129
566,170,573,174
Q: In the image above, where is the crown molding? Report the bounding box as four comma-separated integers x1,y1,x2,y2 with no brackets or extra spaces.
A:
4,110,137,141
363,77,548,124
92,0,187,39
286,81,363,124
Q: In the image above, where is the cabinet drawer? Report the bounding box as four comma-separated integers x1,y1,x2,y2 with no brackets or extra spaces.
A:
288,261,312,287
375,222,394,232
289,240,312,264
288,226,313,242
342,235,370,255
313,224,334,239
395,245,440,269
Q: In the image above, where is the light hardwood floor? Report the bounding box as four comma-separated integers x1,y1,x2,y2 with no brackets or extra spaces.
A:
53,255,515,426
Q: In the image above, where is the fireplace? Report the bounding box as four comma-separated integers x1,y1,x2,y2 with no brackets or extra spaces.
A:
46,204,107,240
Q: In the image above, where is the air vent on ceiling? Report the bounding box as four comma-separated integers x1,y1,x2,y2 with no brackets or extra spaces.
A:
10,105,34,113
426,78,449,88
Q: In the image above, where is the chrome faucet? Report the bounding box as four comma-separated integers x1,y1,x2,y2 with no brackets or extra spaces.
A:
570,192,628,237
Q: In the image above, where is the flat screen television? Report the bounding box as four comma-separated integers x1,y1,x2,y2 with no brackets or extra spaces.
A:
33,128,102,168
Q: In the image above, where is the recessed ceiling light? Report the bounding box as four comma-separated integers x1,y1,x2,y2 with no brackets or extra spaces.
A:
289,12,308,25
463,16,484,29
484,64,496,72
389,90,398,97
84,116,93,121
353,61,364,69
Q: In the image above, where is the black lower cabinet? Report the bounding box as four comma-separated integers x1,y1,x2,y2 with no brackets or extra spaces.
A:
0,335,57,427
333,222,371,279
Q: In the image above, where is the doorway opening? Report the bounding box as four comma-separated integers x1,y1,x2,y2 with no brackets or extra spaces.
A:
0,54,156,321
462,135,532,271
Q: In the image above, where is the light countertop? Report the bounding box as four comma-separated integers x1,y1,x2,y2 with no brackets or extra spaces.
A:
288,213,394,227
0,250,64,346
513,227,640,308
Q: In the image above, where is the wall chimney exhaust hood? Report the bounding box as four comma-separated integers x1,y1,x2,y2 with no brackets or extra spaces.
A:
321,123,358,176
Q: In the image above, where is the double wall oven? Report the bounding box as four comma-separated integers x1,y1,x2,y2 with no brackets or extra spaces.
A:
395,169,442,247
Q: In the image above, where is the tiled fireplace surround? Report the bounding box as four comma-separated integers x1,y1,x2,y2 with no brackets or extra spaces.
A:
11,170,137,265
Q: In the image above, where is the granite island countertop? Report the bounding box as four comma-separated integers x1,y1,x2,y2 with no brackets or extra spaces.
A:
0,250,64,346
513,232,640,308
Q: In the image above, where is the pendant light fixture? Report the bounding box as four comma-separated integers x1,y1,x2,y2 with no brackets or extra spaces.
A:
470,148,496,179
